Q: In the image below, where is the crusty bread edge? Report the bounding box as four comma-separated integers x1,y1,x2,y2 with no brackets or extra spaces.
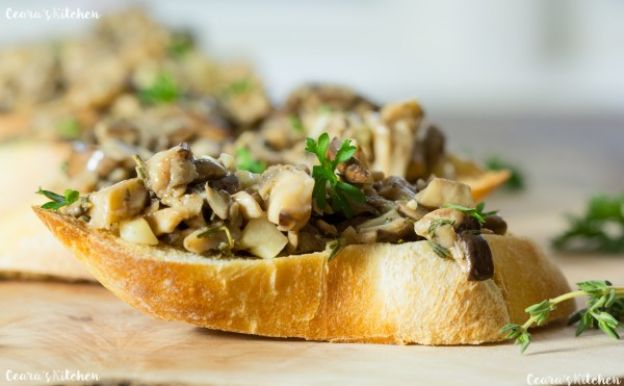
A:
34,207,574,344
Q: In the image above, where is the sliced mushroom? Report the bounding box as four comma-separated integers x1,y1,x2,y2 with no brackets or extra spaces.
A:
119,217,158,246
458,232,494,281
147,194,204,235
144,144,198,200
260,165,314,232
205,184,230,220
397,199,429,221
239,218,288,259
89,178,148,229
375,176,416,201
357,208,412,242
415,178,474,208
231,191,263,219
483,215,507,235
183,227,230,255
194,155,226,181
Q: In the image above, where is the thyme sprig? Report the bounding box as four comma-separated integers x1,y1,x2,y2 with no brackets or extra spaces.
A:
37,188,79,211
443,202,498,225
502,280,624,353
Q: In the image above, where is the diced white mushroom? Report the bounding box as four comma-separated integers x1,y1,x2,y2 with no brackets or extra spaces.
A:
119,217,158,246
239,218,288,259
232,191,263,219
147,193,204,235
205,184,230,220
144,145,198,200
260,166,314,232
415,178,474,208
89,178,147,229
183,227,230,255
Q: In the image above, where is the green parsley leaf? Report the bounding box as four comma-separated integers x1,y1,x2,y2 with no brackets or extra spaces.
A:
56,118,81,140
168,30,194,58
236,148,266,174
223,78,253,97
485,155,525,191
139,73,179,105
37,188,79,211
305,133,364,218
443,202,498,225
289,115,305,133
427,240,451,259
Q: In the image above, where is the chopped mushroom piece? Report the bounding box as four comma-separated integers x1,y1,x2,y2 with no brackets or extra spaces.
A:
144,145,198,200
231,191,263,219
194,155,226,181
415,178,474,208
183,227,230,255
260,166,314,232
119,217,158,246
205,184,230,220
88,178,147,229
458,232,494,281
147,194,204,235
239,218,288,259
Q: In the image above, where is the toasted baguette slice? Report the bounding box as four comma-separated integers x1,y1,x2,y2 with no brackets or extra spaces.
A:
34,207,574,344
459,169,511,202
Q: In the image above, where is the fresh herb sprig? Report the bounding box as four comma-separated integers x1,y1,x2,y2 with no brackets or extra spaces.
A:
289,115,305,133
37,188,79,211
443,202,498,225
552,194,624,254
485,155,525,191
236,148,266,174
222,78,253,97
502,280,623,353
305,133,365,218
139,73,179,105
56,118,81,140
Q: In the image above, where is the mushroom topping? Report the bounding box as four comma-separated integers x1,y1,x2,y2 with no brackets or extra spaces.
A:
483,215,507,235
239,218,288,259
147,193,204,235
205,184,230,220
458,232,494,281
375,176,416,201
413,208,465,245
415,178,474,208
260,165,314,232
88,178,147,229
357,208,413,243
231,191,263,219
183,227,232,255
144,145,198,200
194,155,226,182
119,217,158,246
423,125,445,174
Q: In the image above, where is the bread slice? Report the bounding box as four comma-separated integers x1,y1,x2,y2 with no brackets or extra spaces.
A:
34,207,574,344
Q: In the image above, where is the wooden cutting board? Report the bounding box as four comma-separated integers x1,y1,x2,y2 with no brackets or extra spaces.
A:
0,255,622,386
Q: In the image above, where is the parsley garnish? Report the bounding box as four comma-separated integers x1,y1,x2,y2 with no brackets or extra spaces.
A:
56,118,81,140
502,280,623,353
485,155,525,191
552,194,624,253
223,78,253,97
305,133,365,218
139,73,179,105
443,202,498,225
168,31,194,58
37,188,79,211
289,115,305,133
236,148,266,174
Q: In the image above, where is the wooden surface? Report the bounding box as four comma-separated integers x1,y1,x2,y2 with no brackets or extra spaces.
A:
1,117,623,385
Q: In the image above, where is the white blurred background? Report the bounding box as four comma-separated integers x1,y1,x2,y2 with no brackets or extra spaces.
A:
1,0,623,116
1,0,623,235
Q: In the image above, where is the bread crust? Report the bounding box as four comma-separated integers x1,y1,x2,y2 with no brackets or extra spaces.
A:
34,207,574,344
